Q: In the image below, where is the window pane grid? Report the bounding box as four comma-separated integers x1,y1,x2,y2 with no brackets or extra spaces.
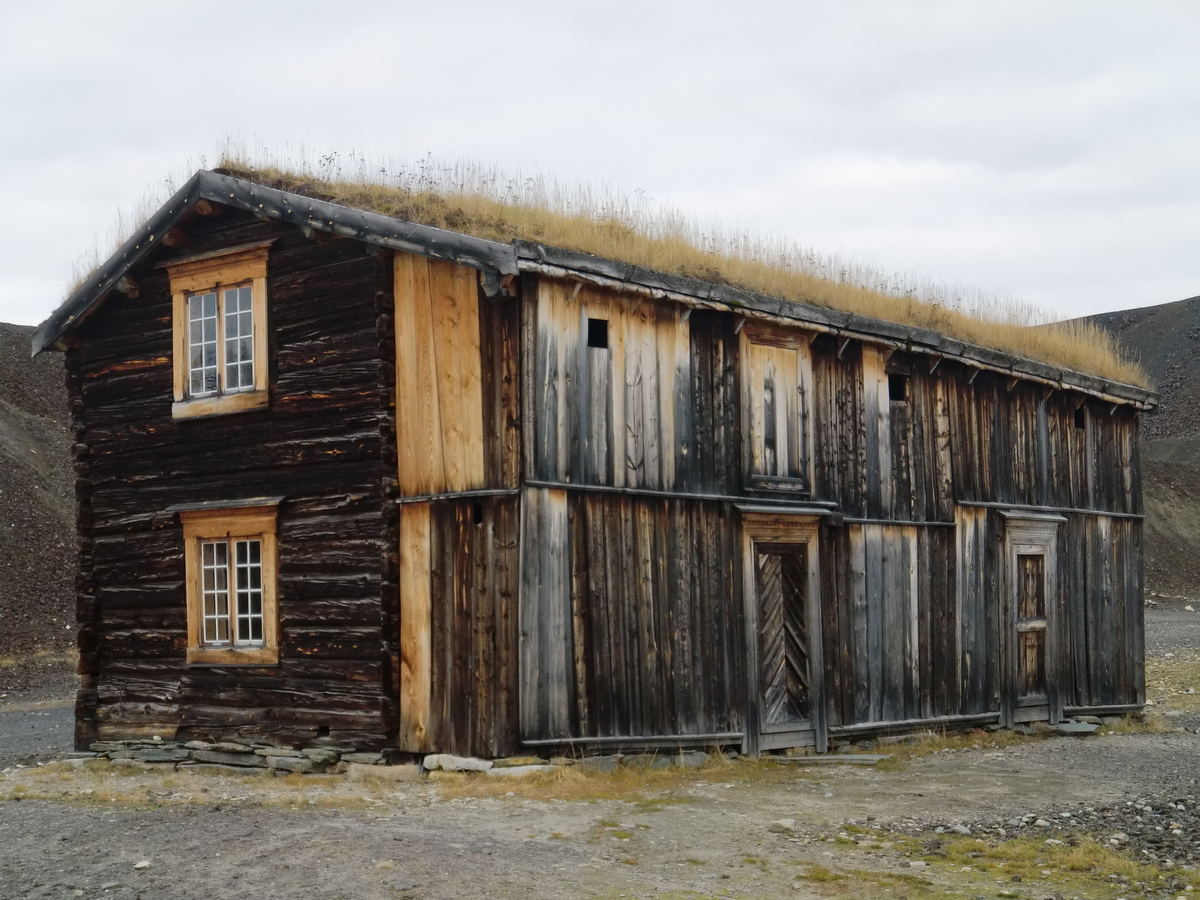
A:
199,537,265,648
234,539,264,645
200,540,230,645
187,284,257,399
188,292,219,397
223,286,255,392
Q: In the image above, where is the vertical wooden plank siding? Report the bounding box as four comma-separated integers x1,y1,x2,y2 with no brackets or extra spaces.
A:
424,497,520,757
519,492,745,741
398,502,432,751
519,487,573,739
393,252,485,495
861,346,893,517
533,280,690,490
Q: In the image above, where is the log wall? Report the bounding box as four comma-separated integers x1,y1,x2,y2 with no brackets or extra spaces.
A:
70,209,395,749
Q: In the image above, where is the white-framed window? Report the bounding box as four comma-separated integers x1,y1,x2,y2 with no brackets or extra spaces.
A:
181,504,278,666
199,536,265,647
167,242,271,418
186,284,257,398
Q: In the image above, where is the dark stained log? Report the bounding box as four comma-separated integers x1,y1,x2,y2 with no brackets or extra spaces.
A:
69,211,390,749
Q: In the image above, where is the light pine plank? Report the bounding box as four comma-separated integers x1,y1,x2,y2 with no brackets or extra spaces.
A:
394,253,446,495
429,259,484,491
399,502,432,751
394,253,421,494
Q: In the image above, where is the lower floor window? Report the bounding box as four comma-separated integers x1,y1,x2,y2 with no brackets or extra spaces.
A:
200,538,265,646
181,505,278,665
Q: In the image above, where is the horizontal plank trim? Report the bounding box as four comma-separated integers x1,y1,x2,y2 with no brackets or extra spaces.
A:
526,480,840,509
829,713,1000,736
153,239,277,270
841,518,956,528
522,732,744,746
957,501,1144,521
396,488,521,504
167,497,285,513
1063,704,1145,716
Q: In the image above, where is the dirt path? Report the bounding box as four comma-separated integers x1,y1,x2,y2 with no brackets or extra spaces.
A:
2,729,1197,900
2,609,1198,898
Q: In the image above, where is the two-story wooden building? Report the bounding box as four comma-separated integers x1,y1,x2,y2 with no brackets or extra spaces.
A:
34,169,1156,758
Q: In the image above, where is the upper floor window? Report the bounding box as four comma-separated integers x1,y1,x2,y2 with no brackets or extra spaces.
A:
166,241,271,419
742,324,813,495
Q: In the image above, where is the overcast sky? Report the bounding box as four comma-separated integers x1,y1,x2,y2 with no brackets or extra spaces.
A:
3,1,1199,328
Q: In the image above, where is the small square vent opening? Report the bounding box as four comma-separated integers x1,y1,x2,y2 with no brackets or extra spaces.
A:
587,318,609,349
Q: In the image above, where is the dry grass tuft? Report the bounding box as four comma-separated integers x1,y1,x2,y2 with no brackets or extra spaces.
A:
195,147,1146,387
433,752,795,802
928,833,1195,893
1146,650,1200,713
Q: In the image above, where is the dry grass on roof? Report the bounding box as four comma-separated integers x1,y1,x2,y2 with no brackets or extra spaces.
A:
212,156,1147,387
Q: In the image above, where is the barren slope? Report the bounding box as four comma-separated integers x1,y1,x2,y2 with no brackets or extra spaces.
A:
1089,297,1200,600
0,323,73,661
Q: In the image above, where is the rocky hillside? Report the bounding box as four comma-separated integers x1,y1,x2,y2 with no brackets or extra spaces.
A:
0,323,73,662
1088,296,1200,601
1089,295,1200,441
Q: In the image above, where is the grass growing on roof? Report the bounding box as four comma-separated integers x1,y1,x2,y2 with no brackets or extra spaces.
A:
208,147,1147,387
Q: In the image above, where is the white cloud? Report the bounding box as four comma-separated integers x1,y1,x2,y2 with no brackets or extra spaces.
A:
3,1,1200,325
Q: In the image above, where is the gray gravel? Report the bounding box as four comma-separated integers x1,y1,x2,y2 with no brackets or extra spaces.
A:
1147,607,1200,656
0,704,72,767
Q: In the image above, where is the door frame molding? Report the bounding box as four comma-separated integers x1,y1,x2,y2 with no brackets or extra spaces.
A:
999,510,1065,727
740,512,826,755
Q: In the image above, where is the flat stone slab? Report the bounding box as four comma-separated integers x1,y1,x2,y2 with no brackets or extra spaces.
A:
130,749,190,763
770,754,891,766
341,752,383,765
423,754,492,772
266,756,316,773
191,750,269,767
255,748,305,758
1051,722,1099,736
301,749,340,764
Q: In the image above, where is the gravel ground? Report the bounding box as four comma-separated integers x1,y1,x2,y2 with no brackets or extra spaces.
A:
1,607,1195,898
2,729,1199,900
0,704,73,766
1147,607,1200,656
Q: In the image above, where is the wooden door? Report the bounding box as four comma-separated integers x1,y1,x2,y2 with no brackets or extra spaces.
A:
1000,512,1063,726
751,542,824,751
757,546,812,734
1009,548,1058,723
